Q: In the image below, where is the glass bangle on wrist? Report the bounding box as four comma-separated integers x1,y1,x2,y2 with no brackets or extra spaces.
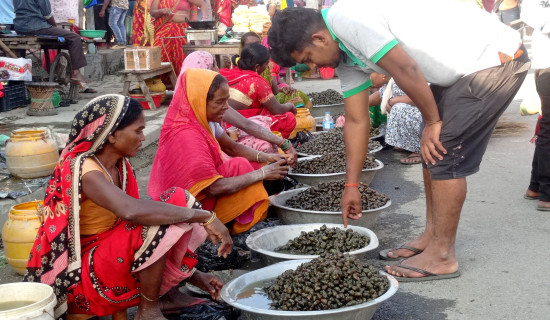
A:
200,211,217,226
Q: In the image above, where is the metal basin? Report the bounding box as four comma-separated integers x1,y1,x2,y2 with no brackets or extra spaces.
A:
221,259,398,320
288,156,383,186
310,103,345,117
246,223,379,265
269,188,391,229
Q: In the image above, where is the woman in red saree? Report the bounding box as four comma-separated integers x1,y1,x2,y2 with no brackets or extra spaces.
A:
148,69,290,234
219,43,297,138
132,0,209,77
24,94,232,319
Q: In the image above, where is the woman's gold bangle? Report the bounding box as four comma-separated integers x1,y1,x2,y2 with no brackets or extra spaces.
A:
256,152,262,163
201,211,217,226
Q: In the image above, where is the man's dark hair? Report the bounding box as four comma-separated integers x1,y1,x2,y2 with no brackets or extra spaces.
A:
207,74,228,101
118,98,143,130
237,43,270,70
268,8,326,67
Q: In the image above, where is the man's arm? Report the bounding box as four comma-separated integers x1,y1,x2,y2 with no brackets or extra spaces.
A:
341,89,370,227
375,44,446,165
40,0,55,26
100,0,112,18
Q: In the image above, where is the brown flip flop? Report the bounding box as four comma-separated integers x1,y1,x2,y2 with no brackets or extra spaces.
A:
389,259,461,282
379,244,423,261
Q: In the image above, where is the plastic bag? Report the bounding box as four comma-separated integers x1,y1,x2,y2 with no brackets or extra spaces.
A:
0,57,32,81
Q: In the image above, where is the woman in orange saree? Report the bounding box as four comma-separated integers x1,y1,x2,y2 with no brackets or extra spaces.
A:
148,69,290,234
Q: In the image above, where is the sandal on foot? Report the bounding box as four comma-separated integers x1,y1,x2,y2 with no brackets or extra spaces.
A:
536,204,550,211
400,153,421,165
389,259,461,282
379,244,423,261
524,192,539,200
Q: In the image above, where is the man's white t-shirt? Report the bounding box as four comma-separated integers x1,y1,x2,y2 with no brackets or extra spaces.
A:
325,0,522,97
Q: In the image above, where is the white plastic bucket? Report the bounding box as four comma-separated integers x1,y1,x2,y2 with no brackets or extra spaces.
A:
0,282,56,319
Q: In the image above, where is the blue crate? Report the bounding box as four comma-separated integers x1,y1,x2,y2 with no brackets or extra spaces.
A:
0,81,28,112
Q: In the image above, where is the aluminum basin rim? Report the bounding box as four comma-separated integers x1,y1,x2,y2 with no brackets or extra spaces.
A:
270,187,392,214
289,159,384,177
220,260,399,317
245,223,379,260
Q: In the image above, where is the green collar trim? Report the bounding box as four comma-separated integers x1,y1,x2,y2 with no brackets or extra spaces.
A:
321,8,366,68
343,80,372,99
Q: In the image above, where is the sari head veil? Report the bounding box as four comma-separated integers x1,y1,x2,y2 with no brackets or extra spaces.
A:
25,94,139,318
180,51,215,76
148,68,224,198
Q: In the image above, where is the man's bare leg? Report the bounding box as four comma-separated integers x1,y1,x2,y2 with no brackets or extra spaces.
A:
386,168,434,259
385,176,466,277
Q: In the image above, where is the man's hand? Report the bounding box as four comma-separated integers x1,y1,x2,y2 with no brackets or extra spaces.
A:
341,187,363,227
99,10,106,18
420,120,446,165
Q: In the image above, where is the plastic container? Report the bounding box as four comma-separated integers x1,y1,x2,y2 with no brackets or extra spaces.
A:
145,78,167,103
322,111,334,131
5,130,59,179
79,30,107,38
129,92,163,110
289,108,316,139
0,282,56,319
2,201,43,275
52,91,61,108
0,82,28,112
320,67,335,80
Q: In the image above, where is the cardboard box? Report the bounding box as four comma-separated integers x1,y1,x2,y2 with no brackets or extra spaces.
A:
124,47,162,71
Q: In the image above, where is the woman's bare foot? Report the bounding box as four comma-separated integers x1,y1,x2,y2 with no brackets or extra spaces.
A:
384,248,459,279
400,152,422,165
134,306,167,320
159,286,201,313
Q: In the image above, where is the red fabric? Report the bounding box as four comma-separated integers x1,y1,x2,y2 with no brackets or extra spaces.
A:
0,82,3,98
153,0,190,83
217,0,232,26
148,69,224,199
219,67,296,138
219,67,275,112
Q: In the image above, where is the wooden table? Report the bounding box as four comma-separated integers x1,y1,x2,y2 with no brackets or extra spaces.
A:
182,43,240,68
119,62,177,110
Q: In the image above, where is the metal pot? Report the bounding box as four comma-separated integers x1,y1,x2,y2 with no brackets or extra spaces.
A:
185,18,217,29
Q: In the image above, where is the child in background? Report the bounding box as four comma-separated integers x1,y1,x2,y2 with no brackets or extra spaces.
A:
100,0,129,48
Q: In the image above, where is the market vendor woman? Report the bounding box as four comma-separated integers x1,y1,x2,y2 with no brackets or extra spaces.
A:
25,95,232,319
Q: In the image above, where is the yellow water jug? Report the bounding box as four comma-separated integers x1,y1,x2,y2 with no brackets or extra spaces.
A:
289,108,316,139
2,201,43,275
145,77,167,103
5,130,59,179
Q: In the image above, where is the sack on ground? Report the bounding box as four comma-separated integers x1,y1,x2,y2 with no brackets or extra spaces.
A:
0,57,32,81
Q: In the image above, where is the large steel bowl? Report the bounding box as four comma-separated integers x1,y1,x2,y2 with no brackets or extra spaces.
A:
288,156,383,186
310,103,345,117
269,188,391,229
246,223,379,265
221,259,399,320
296,144,384,158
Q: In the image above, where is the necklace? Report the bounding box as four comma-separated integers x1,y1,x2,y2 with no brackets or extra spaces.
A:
93,155,117,184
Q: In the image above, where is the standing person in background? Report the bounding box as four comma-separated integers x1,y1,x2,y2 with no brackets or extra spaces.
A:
0,0,15,29
493,0,521,28
523,0,550,210
100,0,129,49
13,0,90,84
94,4,114,45
268,0,529,281
149,0,210,82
